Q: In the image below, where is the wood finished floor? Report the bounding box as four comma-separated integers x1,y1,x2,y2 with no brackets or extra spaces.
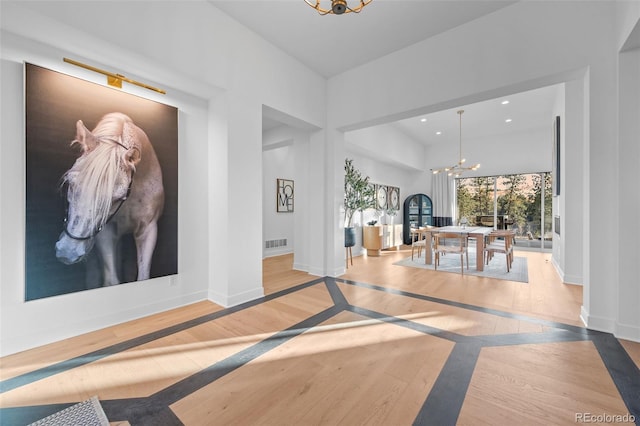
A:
1,247,639,425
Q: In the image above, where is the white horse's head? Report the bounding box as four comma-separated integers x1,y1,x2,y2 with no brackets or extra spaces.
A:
55,114,141,264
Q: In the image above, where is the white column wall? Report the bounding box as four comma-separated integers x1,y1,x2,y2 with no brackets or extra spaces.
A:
326,2,623,335
616,0,640,341
617,47,640,341
561,80,585,286
292,131,311,272
307,130,328,277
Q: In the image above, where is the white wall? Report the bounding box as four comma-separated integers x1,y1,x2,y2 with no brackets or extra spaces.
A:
1,1,637,356
0,32,211,355
0,1,327,355
616,1,640,342
326,2,633,339
345,125,426,172
341,152,412,257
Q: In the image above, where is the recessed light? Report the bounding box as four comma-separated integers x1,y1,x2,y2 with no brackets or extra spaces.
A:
505,118,512,123
420,118,427,122
501,100,510,105
436,131,442,135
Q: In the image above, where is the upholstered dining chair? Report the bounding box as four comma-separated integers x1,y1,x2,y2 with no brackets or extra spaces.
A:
433,232,469,275
484,229,516,272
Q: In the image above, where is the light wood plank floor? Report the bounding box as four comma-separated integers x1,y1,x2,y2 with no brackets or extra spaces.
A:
1,247,638,425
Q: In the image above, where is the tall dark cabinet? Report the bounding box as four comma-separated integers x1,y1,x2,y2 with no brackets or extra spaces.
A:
403,194,433,244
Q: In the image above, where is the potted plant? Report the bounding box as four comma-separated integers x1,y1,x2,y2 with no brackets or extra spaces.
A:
344,158,375,247
386,207,398,225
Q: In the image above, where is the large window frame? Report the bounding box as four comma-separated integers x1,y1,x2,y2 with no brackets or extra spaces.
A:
455,172,552,251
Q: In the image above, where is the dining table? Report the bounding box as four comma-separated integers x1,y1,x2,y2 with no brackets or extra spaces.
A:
421,226,495,271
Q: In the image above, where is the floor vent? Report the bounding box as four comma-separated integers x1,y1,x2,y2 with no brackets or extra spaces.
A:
265,239,287,249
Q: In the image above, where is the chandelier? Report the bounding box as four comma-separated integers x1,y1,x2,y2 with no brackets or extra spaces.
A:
304,0,372,15
432,109,480,177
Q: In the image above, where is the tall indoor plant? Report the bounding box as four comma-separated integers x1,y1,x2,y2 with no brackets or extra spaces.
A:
344,158,375,247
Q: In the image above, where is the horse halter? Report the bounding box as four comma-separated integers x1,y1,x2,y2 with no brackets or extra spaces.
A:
62,138,136,241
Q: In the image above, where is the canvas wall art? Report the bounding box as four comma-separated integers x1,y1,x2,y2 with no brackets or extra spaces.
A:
25,63,178,301
276,178,294,212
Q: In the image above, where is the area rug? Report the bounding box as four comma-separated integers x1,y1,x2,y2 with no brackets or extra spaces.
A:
393,249,528,283
28,396,109,426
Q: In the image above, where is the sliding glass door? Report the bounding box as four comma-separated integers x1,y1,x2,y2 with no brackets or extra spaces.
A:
455,172,552,250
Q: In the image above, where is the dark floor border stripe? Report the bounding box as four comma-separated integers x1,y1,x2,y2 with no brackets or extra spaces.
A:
348,305,470,343
414,342,482,426
0,304,346,426
0,276,327,394
102,305,345,424
4,274,639,426
324,276,349,308
592,333,640,421
336,277,592,335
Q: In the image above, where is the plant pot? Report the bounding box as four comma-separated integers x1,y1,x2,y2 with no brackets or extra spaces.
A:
344,227,356,248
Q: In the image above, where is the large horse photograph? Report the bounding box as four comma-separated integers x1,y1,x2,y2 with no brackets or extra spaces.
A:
25,63,178,301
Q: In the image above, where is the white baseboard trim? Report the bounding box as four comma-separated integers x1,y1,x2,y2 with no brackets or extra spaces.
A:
615,322,640,343
208,286,264,308
580,305,589,327
550,257,582,285
1,290,208,357
292,262,308,272
551,256,563,280
263,249,293,258
580,306,616,333
307,266,325,277
563,274,583,285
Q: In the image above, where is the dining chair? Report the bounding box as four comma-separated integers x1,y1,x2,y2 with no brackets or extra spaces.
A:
410,227,425,260
484,230,516,272
433,232,469,275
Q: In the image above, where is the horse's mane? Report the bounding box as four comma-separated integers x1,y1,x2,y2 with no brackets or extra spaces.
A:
62,113,135,231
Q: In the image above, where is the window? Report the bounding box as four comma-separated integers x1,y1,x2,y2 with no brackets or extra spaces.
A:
456,173,552,250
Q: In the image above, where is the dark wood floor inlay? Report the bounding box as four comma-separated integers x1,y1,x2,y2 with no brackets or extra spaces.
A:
1,276,638,426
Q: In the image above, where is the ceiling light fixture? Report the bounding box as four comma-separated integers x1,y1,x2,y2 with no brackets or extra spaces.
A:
501,100,510,105
420,118,427,122
505,118,512,123
304,0,372,15
432,110,480,177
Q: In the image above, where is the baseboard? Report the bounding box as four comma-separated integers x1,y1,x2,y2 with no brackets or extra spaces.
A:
292,262,308,272
307,266,325,277
551,256,582,285
615,322,640,343
263,249,293,258
581,306,616,333
580,305,589,327
562,274,583,285
1,290,208,357
330,265,346,277
551,257,564,281
208,286,264,308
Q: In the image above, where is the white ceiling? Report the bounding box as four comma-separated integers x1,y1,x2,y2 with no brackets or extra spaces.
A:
210,0,516,78
211,1,562,156
390,84,562,148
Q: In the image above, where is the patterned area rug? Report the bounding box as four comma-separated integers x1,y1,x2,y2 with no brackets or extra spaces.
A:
393,249,528,283
28,396,109,426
